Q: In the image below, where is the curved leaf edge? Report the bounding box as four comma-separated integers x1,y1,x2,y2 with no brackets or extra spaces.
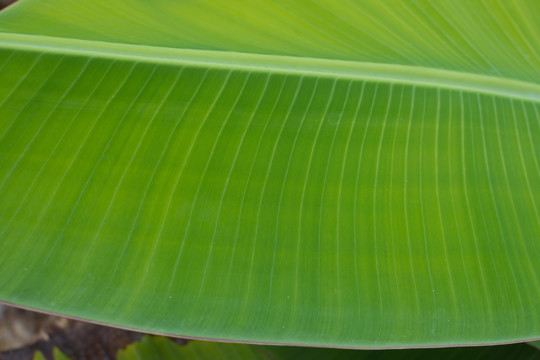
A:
3,300,539,350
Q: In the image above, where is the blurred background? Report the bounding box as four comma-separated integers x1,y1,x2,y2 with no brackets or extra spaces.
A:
0,0,15,10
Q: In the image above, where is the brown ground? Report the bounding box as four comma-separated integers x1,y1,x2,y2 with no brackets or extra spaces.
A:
0,305,68,351
0,305,147,359
0,0,16,10
0,305,188,360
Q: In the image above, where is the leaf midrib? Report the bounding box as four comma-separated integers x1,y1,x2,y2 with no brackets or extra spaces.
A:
1,32,540,103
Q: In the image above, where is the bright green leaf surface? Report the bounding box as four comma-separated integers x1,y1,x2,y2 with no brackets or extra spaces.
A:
0,0,539,349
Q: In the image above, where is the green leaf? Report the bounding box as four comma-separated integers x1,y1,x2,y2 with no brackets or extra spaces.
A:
118,337,540,360
118,337,268,360
0,0,539,349
32,347,70,360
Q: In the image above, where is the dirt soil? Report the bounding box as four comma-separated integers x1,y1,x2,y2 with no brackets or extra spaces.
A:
0,304,148,359
0,305,68,351
0,304,189,360
0,0,16,10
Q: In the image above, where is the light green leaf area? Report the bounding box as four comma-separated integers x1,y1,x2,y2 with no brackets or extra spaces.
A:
0,0,539,349
119,337,540,360
1,0,540,85
32,348,70,360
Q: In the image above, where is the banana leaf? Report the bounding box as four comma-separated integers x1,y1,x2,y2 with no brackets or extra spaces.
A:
0,0,539,349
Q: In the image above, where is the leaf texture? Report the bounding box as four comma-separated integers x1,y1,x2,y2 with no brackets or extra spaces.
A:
0,0,539,348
